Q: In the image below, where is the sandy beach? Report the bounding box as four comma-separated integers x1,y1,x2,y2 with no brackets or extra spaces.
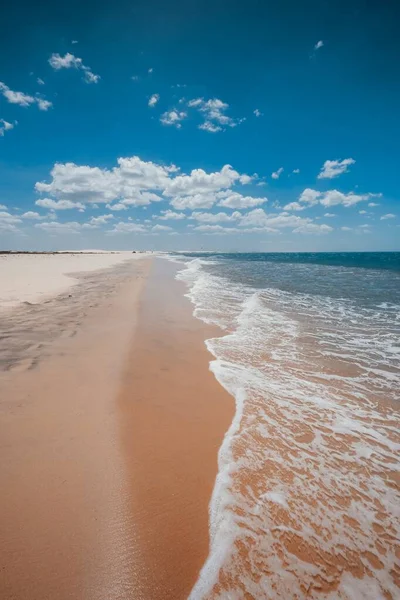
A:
0,254,233,599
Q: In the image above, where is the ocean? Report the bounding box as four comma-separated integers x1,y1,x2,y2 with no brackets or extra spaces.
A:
170,252,400,600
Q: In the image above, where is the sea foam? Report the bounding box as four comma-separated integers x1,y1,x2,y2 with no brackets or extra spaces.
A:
173,256,400,600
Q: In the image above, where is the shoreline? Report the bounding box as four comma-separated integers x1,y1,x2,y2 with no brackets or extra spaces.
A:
117,257,234,598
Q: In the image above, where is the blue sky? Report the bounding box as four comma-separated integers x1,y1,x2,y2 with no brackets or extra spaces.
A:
0,0,399,251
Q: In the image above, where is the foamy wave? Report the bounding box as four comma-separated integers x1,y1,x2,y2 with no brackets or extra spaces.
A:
175,258,400,600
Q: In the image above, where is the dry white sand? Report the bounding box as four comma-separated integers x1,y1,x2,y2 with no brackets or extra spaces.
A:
0,252,147,310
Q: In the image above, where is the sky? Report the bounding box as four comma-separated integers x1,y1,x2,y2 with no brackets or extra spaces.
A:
0,0,399,252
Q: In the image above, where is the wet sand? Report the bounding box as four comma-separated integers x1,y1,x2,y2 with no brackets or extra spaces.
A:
117,258,234,599
0,256,233,599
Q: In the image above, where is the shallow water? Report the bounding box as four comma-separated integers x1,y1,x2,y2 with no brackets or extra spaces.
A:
171,253,400,600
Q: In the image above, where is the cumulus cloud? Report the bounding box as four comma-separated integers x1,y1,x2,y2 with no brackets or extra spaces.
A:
319,190,371,207
293,223,333,234
368,202,380,207
165,164,244,198
271,167,284,180
380,213,396,220
193,224,241,233
190,211,241,223
35,198,85,210
253,109,263,117
292,168,300,174
108,221,147,234
48,53,100,84
298,188,375,208
187,97,242,132
35,221,82,234
152,224,173,232
199,121,222,133
0,82,52,110
314,40,324,50
283,202,305,211
160,110,187,128
298,188,321,205
0,119,17,136
87,214,114,226
324,213,336,218
148,93,159,107
157,210,186,220
37,78,45,85
318,158,355,179
34,156,263,217
0,211,22,226
217,191,266,208
0,210,21,232
21,211,43,219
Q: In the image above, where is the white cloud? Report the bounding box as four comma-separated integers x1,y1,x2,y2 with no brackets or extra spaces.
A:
152,224,173,232
292,168,300,174
293,223,332,234
35,221,82,234
0,211,22,225
72,40,78,44
194,224,240,233
359,210,367,214
21,211,43,219
0,119,17,137
36,98,53,111
106,203,128,211
170,194,216,210
148,68,153,74
48,53,100,84
190,211,241,223
0,211,21,232
240,208,302,228
341,226,352,231
217,191,267,208
187,97,242,131
0,204,7,209
160,110,187,128
35,198,85,210
359,224,370,229
165,164,243,198
299,188,374,208
368,202,380,207
87,214,114,226
253,109,263,117
131,75,139,81
148,93,159,107
157,210,186,220
199,121,222,133
299,188,321,205
319,190,371,207
317,158,355,179
283,202,305,211
37,78,45,85
314,40,324,50
108,221,147,234
380,213,396,220
324,213,336,218
35,157,265,219
271,167,284,179
0,82,52,110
